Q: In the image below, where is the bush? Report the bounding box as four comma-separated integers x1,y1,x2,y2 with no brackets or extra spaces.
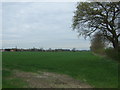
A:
92,49,105,55
105,48,120,62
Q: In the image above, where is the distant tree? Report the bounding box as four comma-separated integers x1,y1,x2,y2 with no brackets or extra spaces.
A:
72,48,76,52
90,32,106,54
72,2,120,51
48,48,52,51
39,47,44,51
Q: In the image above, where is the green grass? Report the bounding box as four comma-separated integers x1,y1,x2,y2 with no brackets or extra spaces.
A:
2,69,27,88
2,51,118,88
0,52,2,89
3,77,27,88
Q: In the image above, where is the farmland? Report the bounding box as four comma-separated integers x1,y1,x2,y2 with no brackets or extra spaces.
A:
2,51,118,88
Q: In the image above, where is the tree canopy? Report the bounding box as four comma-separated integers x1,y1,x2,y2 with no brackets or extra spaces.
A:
72,2,120,51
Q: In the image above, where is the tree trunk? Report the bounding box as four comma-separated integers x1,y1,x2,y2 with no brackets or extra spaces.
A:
111,29,119,52
112,38,119,52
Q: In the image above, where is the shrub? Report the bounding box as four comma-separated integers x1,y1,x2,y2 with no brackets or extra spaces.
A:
105,48,120,62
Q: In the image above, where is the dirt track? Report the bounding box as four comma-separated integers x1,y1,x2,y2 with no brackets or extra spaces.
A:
13,70,92,88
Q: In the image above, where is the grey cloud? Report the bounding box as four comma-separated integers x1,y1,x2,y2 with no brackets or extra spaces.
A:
2,2,90,50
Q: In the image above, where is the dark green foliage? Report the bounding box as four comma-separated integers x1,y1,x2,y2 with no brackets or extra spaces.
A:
2,52,118,88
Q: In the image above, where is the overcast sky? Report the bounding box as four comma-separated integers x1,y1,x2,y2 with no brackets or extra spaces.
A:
2,2,90,50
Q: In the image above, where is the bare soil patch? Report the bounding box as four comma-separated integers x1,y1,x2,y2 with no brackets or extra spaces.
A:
12,70,92,88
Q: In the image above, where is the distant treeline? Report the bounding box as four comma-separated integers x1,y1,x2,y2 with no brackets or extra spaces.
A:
1,48,89,52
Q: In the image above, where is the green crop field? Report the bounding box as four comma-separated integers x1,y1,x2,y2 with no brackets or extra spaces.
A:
2,51,118,88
